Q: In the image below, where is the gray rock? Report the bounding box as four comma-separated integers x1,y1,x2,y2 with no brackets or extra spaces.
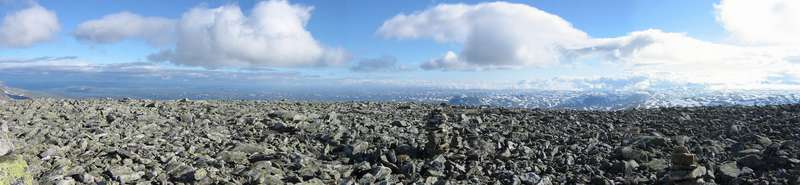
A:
372,166,392,180
358,173,376,184
643,159,668,172
716,161,739,183
391,120,409,127
399,161,417,176
756,135,773,146
105,113,117,123
613,160,639,174
351,141,370,156
495,171,520,185
634,135,670,148
77,173,97,184
425,155,447,177
244,161,285,184
537,176,553,185
108,166,144,183
39,146,60,160
668,166,707,181
737,154,765,170
0,121,12,156
616,146,644,161
520,172,541,185
233,143,272,154
217,151,249,164
55,177,76,185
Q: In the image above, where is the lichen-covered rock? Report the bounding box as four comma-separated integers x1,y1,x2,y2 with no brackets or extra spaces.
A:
0,155,34,185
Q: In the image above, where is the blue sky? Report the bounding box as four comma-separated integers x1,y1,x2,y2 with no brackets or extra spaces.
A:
1,0,798,92
5,0,724,61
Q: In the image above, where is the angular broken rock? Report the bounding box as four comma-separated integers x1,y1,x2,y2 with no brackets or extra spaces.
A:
243,161,285,184
108,166,144,183
372,166,392,181
668,166,707,182
166,161,205,182
520,172,542,184
716,161,740,183
643,159,669,172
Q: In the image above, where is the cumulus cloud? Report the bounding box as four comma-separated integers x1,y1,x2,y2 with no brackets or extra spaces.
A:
0,4,60,48
350,56,412,73
170,0,349,68
378,2,589,70
74,12,175,46
716,0,800,45
380,1,800,89
76,0,348,69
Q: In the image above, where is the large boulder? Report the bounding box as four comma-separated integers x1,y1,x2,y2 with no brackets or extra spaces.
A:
0,121,12,157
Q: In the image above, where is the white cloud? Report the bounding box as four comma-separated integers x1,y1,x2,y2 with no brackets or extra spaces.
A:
378,2,589,70
74,0,348,69
0,4,60,48
716,0,800,45
574,29,800,88
419,51,471,71
171,0,348,68
74,12,175,46
380,1,800,89
0,56,310,81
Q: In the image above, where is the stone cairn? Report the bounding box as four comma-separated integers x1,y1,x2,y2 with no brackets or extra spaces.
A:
424,109,451,156
666,145,708,184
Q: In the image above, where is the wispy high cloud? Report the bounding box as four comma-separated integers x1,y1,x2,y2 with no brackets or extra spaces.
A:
74,0,350,69
0,56,313,82
0,56,77,63
0,4,60,48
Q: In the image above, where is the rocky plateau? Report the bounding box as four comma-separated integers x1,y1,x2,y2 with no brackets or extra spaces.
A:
0,99,799,184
